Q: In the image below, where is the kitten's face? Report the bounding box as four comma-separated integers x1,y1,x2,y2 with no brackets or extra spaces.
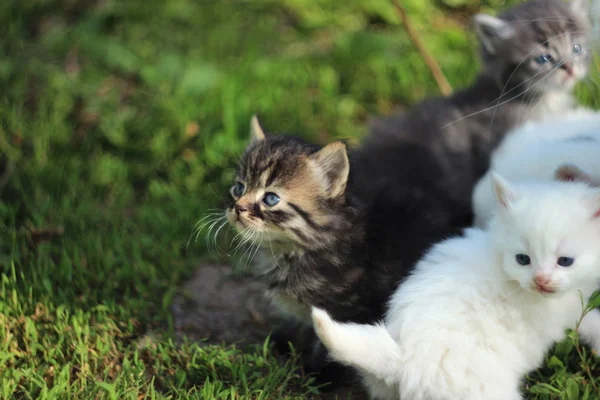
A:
225,118,350,250
491,176,600,296
474,0,591,92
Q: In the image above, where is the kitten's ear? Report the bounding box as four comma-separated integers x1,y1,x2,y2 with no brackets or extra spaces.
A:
250,115,266,143
473,14,515,54
570,0,590,17
310,141,350,198
491,172,516,209
554,164,600,186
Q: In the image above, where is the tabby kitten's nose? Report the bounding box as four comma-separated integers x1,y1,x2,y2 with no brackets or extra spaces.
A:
235,204,248,215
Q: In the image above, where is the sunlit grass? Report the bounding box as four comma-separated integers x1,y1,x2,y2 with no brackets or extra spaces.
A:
1,0,599,398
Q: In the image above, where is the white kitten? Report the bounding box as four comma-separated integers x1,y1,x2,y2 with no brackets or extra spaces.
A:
473,111,600,227
312,175,600,400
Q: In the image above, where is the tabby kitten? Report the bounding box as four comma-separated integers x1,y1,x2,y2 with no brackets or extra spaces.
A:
362,0,591,212
225,116,467,383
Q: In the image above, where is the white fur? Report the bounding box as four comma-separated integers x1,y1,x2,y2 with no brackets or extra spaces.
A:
473,110,600,227
313,178,600,400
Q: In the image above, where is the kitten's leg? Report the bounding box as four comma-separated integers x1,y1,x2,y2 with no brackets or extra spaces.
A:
270,318,355,390
577,308,600,355
312,307,400,384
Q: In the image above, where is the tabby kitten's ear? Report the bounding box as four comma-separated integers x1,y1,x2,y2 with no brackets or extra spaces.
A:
250,115,266,143
491,172,516,209
555,164,600,186
309,141,350,198
473,14,516,55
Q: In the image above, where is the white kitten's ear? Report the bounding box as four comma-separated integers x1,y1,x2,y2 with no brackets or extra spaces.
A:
554,164,600,186
250,114,266,143
473,14,515,54
309,141,350,198
491,172,515,209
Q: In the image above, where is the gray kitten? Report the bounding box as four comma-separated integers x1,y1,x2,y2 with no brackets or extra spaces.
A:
362,0,590,214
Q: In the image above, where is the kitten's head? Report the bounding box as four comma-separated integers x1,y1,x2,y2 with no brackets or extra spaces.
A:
474,0,590,92
225,116,351,251
490,173,600,296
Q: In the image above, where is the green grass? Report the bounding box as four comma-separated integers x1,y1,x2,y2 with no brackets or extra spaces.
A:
1,0,600,398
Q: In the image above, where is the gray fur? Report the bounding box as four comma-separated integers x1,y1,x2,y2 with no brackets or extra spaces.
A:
364,0,591,214
475,0,590,90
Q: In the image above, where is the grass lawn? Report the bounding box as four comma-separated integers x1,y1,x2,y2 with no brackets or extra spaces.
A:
2,0,600,398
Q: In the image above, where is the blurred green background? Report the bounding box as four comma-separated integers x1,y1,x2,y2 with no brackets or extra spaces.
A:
2,0,600,398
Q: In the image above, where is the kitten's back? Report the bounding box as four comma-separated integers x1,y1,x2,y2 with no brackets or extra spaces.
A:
473,112,600,227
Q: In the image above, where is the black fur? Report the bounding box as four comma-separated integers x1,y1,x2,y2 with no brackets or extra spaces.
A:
230,135,469,389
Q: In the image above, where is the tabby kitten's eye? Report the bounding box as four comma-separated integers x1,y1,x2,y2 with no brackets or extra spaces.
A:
572,44,582,54
232,182,245,197
557,256,574,267
534,54,553,64
263,192,280,206
515,253,531,266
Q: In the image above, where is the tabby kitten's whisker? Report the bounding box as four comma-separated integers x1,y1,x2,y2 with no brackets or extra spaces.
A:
244,234,264,274
187,213,223,251
231,228,255,257
267,232,283,270
211,218,230,256
204,216,226,258
230,228,247,248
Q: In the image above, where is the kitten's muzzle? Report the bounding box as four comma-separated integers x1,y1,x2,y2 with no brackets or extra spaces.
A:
533,274,555,293
558,61,573,75
235,204,248,215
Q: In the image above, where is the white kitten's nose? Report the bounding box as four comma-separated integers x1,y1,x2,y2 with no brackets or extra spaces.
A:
533,274,550,285
533,274,555,293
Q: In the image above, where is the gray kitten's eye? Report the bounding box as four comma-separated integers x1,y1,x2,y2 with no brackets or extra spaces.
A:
232,182,245,197
263,192,280,206
534,54,553,64
557,256,574,267
515,253,531,266
573,44,582,54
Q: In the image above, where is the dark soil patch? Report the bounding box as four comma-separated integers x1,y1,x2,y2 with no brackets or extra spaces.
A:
171,263,367,399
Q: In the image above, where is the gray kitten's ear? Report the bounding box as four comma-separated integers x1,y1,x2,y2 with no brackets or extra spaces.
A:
491,172,516,209
570,0,590,16
310,141,350,198
473,14,515,54
555,164,600,186
250,115,266,143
